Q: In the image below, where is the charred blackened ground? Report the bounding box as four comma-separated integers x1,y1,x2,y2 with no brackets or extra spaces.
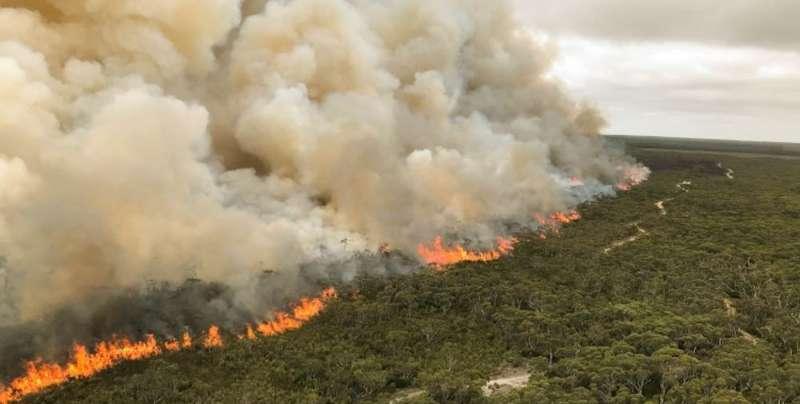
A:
634,153,728,175
16,143,800,404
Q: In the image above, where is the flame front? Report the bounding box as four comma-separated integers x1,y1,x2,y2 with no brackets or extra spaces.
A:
247,288,337,338
0,288,336,404
417,236,518,268
202,326,223,349
534,209,583,238
0,335,163,403
417,209,586,268
163,331,192,352
617,166,651,191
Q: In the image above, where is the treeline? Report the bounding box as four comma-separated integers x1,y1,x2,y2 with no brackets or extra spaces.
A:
605,135,800,157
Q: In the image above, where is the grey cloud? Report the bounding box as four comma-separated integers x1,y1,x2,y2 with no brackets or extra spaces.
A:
517,0,800,50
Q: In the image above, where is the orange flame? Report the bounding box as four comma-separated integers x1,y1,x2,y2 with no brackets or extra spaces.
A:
617,166,649,191
202,326,223,349
164,331,192,352
534,209,582,238
417,236,518,268
181,331,193,349
0,288,337,404
239,325,257,341
247,288,337,338
164,340,180,352
0,335,163,403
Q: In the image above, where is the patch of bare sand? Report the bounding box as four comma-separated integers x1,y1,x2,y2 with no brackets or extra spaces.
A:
482,369,531,397
389,389,425,403
722,298,759,345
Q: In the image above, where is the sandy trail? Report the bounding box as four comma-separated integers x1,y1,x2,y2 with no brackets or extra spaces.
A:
655,200,670,216
389,389,425,403
603,223,649,254
717,163,735,179
654,179,693,216
391,369,534,401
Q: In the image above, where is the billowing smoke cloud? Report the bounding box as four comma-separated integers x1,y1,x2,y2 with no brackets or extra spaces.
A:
0,0,644,328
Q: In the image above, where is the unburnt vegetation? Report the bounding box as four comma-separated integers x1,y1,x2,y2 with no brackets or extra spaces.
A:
22,147,800,403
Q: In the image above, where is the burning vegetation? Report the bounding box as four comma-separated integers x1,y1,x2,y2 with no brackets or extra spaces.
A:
417,237,519,268
0,288,336,403
0,0,652,400
534,210,583,239
247,288,337,338
414,166,650,269
417,209,589,267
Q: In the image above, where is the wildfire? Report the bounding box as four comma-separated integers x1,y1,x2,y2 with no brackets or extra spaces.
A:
534,209,582,238
0,334,164,403
417,236,518,268
416,209,583,268
164,331,193,352
0,288,337,404
568,176,585,187
244,287,337,338
617,166,650,191
202,326,223,348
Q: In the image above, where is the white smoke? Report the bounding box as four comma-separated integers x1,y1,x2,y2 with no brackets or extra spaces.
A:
0,0,646,322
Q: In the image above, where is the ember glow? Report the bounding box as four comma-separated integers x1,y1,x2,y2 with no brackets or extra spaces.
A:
417,237,518,268
0,288,336,404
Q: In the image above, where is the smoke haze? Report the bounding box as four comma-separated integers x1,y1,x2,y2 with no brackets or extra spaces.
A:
0,0,644,335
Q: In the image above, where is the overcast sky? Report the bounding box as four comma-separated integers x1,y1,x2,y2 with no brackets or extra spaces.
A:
515,0,800,143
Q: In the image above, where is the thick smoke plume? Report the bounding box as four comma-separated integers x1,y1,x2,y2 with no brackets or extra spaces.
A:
0,0,646,337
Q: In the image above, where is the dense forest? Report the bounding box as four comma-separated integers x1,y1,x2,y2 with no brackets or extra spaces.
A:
21,148,800,403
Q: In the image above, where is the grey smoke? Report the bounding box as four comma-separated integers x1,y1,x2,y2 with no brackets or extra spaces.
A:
0,0,646,328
